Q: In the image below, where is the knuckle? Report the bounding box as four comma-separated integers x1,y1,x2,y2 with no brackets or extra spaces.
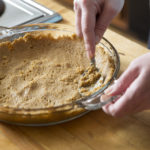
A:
129,61,134,68
142,67,149,76
80,0,87,6
80,0,92,8
129,61,139,72
107,5,119,15
113,82,122,92
130,59,137,66
107,105,118,117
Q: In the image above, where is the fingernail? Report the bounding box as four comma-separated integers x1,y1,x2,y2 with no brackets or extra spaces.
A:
101,94,111,102
87,50,94,60
95,35,100,44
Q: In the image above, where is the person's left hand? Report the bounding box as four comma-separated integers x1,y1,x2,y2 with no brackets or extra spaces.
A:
102,53,150,117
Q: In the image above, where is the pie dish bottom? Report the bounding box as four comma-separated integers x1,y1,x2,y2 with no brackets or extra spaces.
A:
0,24,120,125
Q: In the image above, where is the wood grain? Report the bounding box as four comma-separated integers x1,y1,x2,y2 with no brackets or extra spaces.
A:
0,0,150,150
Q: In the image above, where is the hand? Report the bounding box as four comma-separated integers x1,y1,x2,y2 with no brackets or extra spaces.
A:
74,0,124,59
102,53,150,117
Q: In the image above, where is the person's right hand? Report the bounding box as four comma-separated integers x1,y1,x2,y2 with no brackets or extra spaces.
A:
74,0,124,59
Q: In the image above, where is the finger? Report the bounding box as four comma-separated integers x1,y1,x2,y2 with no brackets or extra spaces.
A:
81,6,96,59
102,104,111,115
105,63,139,96
101,94,112,115
74,1,82,37
95,0,124,43
95,4,118,42
106,73,144,117
101,94,119,115
131,72,150,113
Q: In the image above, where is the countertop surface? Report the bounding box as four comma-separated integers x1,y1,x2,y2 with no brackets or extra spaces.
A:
0,0,150,150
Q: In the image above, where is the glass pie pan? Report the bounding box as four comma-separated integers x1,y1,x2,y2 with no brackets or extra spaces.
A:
0,23,120,126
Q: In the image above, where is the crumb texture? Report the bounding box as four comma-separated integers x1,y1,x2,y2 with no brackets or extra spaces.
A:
0,32,115,108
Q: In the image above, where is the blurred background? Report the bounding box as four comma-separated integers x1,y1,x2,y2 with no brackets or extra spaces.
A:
111,0,149,46
0,0,149,47
61,0,150,47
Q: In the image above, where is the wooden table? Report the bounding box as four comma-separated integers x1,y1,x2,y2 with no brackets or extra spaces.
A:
0,0,150,150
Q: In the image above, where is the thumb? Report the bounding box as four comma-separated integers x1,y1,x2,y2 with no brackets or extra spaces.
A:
105,64,139,96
